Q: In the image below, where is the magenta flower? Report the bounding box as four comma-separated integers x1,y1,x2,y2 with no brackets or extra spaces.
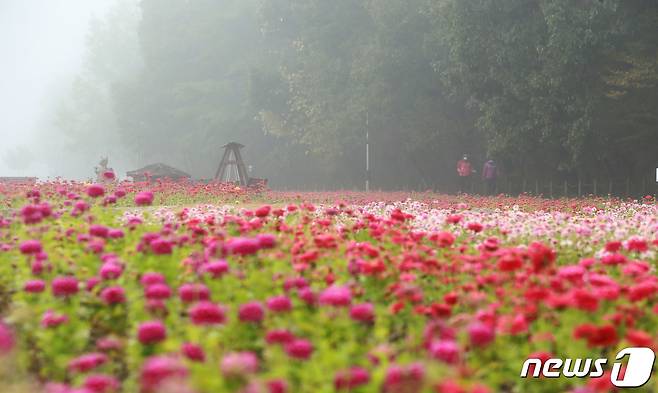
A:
284,339,314,360
319,285,352,307
266,295,292,313
100,286,126,305
135,191,154,206
0,322,15,355
181,343,205,362
238,302,265,323
24,279,46,293
220,351,259,377
226,237,260,256
41,310,68,328
430,340,460,364
350,303,375,323
140,356,188,393
52,276,79,297
19,239,42,255
178,283,210,303
83,373,120,393
137,321,167,345
68,352,109,373
87,184,105,198
467,322,495,347
189,302,226,325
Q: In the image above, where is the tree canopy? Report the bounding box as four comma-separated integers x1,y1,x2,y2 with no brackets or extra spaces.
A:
56,0,658,189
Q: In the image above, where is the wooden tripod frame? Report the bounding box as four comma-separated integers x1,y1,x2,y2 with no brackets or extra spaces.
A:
214,142,249,186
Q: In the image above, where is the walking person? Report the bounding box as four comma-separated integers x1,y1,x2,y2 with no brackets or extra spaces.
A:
456,154,473,193
482,159,499,195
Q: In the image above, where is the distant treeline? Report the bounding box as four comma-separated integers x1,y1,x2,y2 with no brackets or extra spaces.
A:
56,0,658,190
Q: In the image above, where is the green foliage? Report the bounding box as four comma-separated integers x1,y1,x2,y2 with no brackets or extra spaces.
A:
58,0,657,188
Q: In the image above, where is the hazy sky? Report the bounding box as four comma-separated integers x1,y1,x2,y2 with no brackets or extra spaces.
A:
0,0,114,176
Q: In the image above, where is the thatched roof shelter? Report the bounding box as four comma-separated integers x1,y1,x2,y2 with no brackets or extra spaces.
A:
126,163,191,181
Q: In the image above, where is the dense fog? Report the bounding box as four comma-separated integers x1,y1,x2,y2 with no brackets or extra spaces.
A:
1,0,656,193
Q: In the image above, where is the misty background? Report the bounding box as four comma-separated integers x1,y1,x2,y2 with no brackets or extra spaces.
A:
0,0,656,192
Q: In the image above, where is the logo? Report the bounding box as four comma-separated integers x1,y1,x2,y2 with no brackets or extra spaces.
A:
520,347,656,388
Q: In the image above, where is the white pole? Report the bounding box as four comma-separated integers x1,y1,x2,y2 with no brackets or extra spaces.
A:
365,111,370,192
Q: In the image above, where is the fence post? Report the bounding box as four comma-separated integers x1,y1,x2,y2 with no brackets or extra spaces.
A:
522,178,527,194
608,180,612,196
578,179,582,197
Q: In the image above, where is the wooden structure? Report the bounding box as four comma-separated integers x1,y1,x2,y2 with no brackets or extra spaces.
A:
127,163,191,182
214,142,250,186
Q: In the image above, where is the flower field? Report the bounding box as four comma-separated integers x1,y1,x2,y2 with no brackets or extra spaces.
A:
1,181,657,393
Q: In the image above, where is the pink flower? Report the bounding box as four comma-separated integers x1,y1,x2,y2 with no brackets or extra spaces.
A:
383,363,425,393
178,283,210,303
145,284,172,300
0,322,15,355
24,279,46,293
100,263,123,280
467,322,495,347
68,352,108,373
239,302,265,323
266,295,292,313
150,238,173,255
135,191,154,206
189,302,226,325
100,286,126,305
137,321,167,345
52,276,79,297
87,184,105,198
285,339,313,360
140,272,166,287
41,310,68,328
140,356,188,393
181,343,205,362
83,374,120,393
265,329,295,345
267,379,288,393
199,260,229,278
334,367,370,390
350,303,375,323
430,340,460,364
19,239,42,255
319,285,352,307
226,237,261,256
257,233,277,249
220,351,259,377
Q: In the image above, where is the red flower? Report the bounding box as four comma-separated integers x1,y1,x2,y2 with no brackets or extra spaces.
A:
19,239,42,255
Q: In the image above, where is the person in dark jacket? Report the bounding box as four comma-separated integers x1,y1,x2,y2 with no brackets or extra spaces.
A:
482,159,499,195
